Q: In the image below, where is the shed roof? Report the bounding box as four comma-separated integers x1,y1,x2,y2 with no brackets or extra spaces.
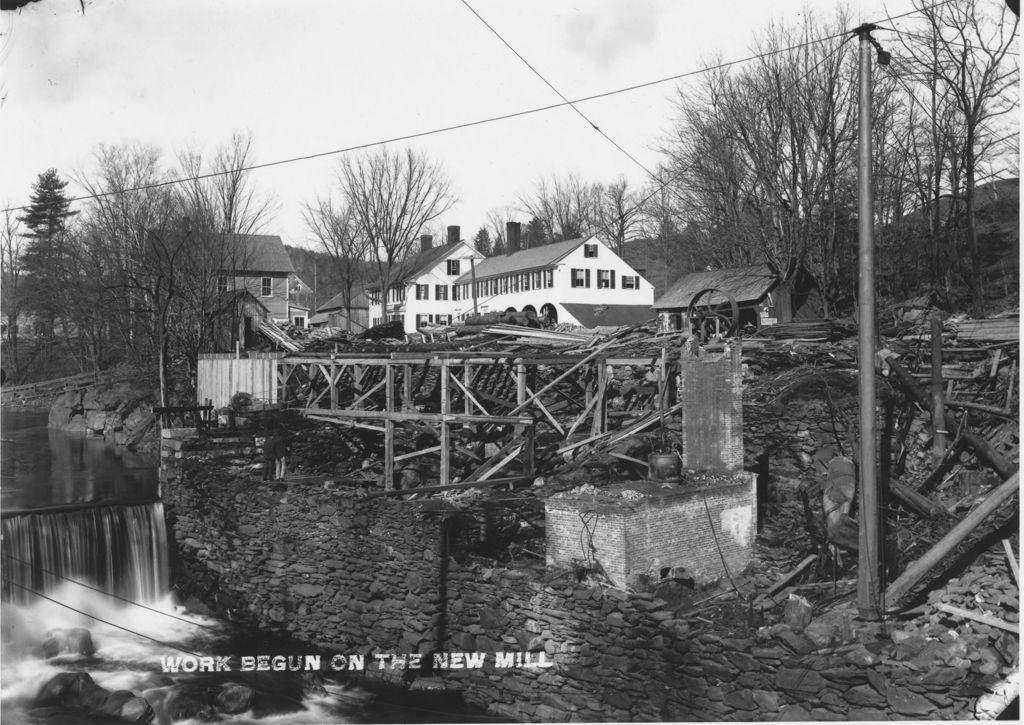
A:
318,289,369,312
561,303,655,328
653,264,779,310
454,236,591,283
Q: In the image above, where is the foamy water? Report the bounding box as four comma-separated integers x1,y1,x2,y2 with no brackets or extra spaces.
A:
1,581,355,724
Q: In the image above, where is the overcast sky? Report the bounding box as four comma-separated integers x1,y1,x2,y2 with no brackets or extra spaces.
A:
2,0,930,250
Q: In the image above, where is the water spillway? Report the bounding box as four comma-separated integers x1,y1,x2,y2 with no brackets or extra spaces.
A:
1,502,169,605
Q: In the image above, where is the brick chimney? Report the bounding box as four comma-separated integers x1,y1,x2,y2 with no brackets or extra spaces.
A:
420,234,433,253
447,225,460,246
506,221,521,255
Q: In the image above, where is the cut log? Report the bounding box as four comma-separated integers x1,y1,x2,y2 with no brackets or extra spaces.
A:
884,472,1019,608
935,603,1020,634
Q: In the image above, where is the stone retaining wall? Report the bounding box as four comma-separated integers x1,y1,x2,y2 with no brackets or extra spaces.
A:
162,435,987,722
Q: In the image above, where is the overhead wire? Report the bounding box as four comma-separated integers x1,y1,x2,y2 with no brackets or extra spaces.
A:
0,1,955,215
0,551,221,631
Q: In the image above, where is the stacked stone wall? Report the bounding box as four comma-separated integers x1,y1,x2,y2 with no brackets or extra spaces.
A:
162,438,983,722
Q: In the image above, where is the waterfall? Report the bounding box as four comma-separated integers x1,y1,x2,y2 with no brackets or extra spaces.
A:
1,502,169,605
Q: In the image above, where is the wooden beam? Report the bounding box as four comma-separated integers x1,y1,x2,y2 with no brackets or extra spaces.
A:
362,475,533,498
306,414,386,433
889,479,947,518
300,409,534,425
349,377,387,410
1003,539,1019,585
451,372,490,416
440,360,450,487
508,369,565,436
935,603,1019,634
507,340,617,416
885,472,1019,608
888,359,1016,480
385,364,395,491
557,401,686,455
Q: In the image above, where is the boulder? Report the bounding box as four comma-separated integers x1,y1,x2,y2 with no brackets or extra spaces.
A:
42,628,95,658
215,683,255,714
36,672,153,724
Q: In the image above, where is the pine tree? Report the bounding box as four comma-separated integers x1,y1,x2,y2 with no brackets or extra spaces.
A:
472,226,492,256
18,169,78,328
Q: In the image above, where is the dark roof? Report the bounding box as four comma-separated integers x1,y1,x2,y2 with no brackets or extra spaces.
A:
653,264,778,310
222,234,295,274
207,289,269,315
366,240,469,290
454,237,589,283
561,303,655,328
319,289,369,312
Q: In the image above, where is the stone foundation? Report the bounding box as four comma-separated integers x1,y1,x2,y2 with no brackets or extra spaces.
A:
544,475,756,587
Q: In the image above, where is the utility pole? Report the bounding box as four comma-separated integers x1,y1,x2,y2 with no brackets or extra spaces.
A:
854,23,888,621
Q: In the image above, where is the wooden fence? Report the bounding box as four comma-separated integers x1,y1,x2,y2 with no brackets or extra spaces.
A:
196,353,281,408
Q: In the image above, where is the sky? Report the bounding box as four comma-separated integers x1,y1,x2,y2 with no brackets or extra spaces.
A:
1,0,943,251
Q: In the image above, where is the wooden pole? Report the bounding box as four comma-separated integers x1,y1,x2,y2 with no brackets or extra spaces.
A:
384,364,395,491
885,472,1019,608
931,317,946,461
440,360,450,487
855,26,881,620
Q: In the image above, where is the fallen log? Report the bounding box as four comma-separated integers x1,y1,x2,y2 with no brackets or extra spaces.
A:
884,472,1019,608
887,359,1016,480
889,479,948,518
1002,539,1019,585
934,603,1020,634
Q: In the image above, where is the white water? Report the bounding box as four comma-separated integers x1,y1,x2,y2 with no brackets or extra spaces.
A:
1,580,359,723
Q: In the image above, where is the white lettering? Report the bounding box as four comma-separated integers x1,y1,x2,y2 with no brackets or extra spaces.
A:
465,652,486,668
494,652,515,668
240,656,256,671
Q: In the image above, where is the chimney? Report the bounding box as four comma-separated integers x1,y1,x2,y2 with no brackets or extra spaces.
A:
506,221,521,255
446,225,460,246
420,234,433,253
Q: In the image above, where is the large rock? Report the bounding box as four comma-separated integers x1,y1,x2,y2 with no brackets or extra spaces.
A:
215,682,255,714
42,628,95,658
36,672,153,724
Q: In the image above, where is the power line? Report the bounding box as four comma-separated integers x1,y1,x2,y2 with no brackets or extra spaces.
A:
1,552,221,631
0,14,879,216
0,0,964,216
2,578,205,658
889,27,1021,57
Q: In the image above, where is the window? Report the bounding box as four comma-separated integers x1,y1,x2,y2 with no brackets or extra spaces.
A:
544,270,553,288
571,268,590,288
452,285,460,301
583,243,598,258
502,276,509,294
532,271,541,289
261,277,272,297
622,275,640,289
416,314,429,328
435,284,448,300
293,316,306,328
522,273,531,291
597,270,615,289
512,275,520,293
217,276,228,293
446,259,461,275
436,314,452,325
416,284,429,300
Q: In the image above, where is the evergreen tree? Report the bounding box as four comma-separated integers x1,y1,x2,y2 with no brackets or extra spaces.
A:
472,226,492,256
524,216,547,249
18,169,78,328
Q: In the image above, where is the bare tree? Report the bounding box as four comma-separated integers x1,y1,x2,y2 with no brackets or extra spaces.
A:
303,194,372,331
900,0,1019,314
592,176,644,254
485,206,516,255
0,206,24,378
339,147,455,309
518,174,599,243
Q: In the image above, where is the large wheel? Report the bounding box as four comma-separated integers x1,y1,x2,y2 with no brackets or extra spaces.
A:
686,287,739,342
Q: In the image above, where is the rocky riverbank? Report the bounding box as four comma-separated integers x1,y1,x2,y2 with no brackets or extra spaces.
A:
47,380,160,457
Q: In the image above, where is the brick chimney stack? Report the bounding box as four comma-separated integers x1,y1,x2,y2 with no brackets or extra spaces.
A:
420,234,433,253
506,222,521,255
447,226,460,246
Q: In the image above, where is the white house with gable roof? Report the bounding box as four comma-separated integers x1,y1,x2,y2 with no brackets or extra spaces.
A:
366,226,484,332
453,222,654,327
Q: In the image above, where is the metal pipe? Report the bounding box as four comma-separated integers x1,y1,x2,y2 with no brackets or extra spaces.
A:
856,27,881,620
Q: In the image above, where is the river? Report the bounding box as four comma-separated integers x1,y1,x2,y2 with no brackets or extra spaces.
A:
0,410,496,724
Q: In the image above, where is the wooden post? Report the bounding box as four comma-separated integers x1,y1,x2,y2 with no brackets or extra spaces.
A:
931,318,946,461
353,364,363,410
516,360,527,407
329,362,339,411
590,359,608,437
403,363,414,411
463,363,473,415
384,363,395,491
440,360,451,487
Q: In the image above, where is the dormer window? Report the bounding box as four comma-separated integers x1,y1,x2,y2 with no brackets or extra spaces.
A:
583,243,598,258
